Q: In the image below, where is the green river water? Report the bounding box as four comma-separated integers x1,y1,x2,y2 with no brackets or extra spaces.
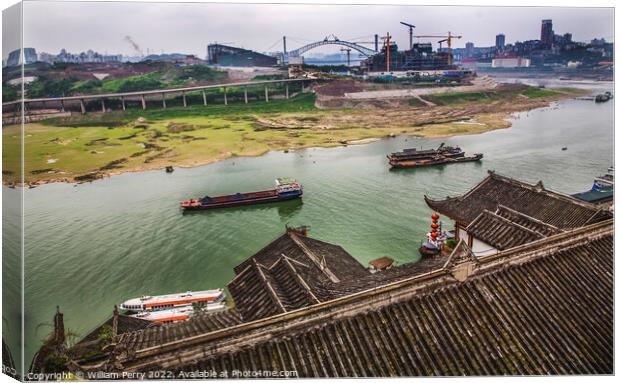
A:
2,80,614,371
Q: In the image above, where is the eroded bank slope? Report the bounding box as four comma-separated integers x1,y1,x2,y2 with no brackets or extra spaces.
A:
2,84,587,186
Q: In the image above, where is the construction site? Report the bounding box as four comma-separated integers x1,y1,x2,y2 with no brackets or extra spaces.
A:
360,25,461,73
199,21,466,74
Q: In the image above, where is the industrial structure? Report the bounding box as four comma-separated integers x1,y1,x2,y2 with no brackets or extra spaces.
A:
284,35,376,65
207,43,278,67
362,39,450,72
360,24,461,72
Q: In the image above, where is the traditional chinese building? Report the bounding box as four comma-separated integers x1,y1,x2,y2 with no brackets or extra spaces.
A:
425,171,611,256
72,220,612,376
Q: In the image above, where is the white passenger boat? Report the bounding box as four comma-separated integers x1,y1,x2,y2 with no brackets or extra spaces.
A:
128,301,227,323
119,289,225,312
129,306,194,323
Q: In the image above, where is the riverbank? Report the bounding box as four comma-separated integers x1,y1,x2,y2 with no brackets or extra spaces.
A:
2,85,588,186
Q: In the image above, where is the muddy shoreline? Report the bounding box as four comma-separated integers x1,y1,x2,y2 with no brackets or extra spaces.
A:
4,87,587,188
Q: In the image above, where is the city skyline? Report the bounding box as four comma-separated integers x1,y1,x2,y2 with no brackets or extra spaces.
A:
3,1,614,60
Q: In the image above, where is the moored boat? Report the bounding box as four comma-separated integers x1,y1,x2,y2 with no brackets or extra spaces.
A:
571,167,614,206
391,153,483,169
181,178,302,210
595,91,613,103
130,306,194,323
387,143,464,162
119,289,225,312
592,167,613,190
418,214,455,257
418,241,441,257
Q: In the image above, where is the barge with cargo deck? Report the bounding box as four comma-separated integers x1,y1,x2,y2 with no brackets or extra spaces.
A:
390,153,483,169
387,143,465,162
181,178,302,210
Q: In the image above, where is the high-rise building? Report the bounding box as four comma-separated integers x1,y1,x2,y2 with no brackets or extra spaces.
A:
5,48,39,66
495,34,506,50
465,42,474,57
24,48,38,64
540,19,554,48
6,50,20,66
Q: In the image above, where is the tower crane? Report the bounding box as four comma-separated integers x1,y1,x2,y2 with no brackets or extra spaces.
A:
438,39,448,50
400,22,416,50
413,32,462,65
380,32,392,72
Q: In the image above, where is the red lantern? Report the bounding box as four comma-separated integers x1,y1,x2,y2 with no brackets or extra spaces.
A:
431,214,440,220
431,223,438,229
430,232,438,238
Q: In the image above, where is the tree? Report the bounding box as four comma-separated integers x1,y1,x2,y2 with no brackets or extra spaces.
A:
97,325,113,345
43,352,69,373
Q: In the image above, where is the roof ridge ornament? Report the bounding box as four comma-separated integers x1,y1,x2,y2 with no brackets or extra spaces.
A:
444,239,479,282
289,232,341,283
535,180,545,191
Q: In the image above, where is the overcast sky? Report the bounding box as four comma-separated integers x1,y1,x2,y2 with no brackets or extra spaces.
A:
2,1,614,59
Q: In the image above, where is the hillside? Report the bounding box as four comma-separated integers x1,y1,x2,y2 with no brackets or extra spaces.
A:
2,62,229,101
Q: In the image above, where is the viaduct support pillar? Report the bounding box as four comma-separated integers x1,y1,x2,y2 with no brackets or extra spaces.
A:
244,87,248,104
101,99,106,113
264,86,269,102
202,90,207,106
182,92,187,107
60,100,65,112
121,97,126,111
141,95,146,110
224,88,228,105
285,84,289,99
80,99,86,114
162,93,166,109
301,81,305,93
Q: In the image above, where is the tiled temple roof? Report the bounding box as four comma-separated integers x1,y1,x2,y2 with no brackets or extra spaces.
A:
466,209,546,250
103,221,612,376
317,256,447,299
116,310,242,353
228,231,369,321
68,314,156,363
494,205,563,236
234,232,368,281
424,171,611,228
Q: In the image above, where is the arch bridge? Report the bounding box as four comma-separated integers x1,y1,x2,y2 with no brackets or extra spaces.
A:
287,35,377,59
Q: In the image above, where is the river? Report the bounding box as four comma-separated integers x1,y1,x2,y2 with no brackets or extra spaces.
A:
2,79,614,370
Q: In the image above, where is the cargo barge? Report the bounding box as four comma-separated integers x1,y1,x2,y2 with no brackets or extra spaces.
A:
181,178,302,210
387,143,464,162
390,153,483,168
